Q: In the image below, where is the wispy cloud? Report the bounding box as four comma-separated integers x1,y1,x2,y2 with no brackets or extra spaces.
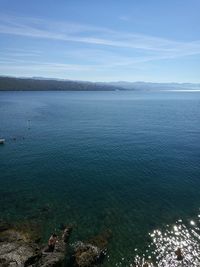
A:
0,13,200,79
119,15,131,22
1,13,200,56
0,60,92,71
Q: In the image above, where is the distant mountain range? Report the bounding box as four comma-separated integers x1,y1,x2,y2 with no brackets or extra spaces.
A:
105,81,200,91
0,76,123,91
0,76,200,91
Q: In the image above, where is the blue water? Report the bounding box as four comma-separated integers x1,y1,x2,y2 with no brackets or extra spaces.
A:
0,91,200,265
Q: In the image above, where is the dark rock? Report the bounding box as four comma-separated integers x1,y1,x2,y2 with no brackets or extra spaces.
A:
71,230,112,267
72,242,103,267
0,258,10,267
24,253,42,266
87,229,112,250
0,221,11,233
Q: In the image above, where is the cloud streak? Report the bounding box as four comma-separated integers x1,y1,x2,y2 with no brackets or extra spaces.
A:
0,13,200,79
1,13,200,56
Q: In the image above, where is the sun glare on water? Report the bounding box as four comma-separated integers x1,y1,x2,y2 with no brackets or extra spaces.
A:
115,214,200,267
132,215,200,267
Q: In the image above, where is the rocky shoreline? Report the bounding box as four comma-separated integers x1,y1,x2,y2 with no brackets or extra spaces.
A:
0,221,111,267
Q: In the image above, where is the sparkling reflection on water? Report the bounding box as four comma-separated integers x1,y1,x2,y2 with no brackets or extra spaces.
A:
129,214,200,267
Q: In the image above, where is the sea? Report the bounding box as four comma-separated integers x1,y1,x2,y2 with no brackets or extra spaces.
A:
0,90,200,266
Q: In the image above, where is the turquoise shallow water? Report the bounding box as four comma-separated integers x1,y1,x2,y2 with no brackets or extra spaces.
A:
0,91,200,265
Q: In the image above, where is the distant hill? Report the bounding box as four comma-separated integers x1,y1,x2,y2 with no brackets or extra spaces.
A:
107,81,200,91
0,76,123,91
0,76,199,91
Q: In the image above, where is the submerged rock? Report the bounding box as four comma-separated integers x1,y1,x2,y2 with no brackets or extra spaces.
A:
87,230,112,250
71,230,112,267
72,242,103,267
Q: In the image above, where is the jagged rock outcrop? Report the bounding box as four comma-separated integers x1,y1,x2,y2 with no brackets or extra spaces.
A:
0,221,72,267
0,224,39,266
0,220,111,267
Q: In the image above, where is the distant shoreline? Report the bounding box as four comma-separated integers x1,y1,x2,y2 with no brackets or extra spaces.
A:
1,76,200,92
0,76,124,92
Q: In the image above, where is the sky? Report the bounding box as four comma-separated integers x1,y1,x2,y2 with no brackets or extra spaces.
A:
0,0,200,82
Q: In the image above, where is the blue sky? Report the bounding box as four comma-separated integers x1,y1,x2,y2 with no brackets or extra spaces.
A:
0,0,200,82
